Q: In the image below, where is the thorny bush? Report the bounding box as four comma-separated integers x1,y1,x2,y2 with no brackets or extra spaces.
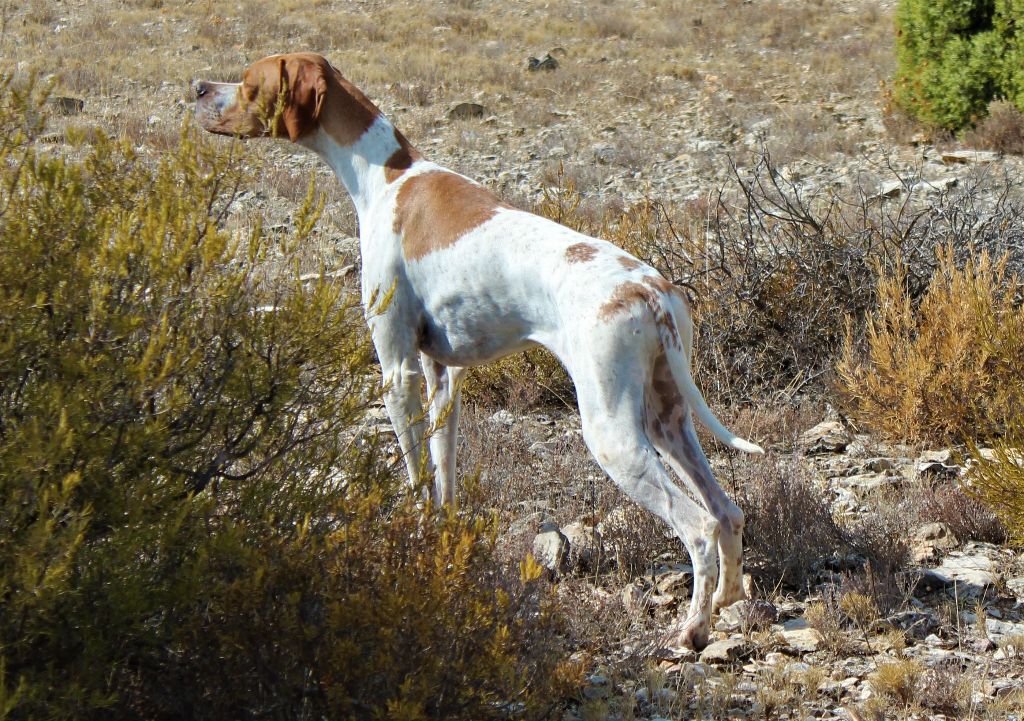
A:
530,152,1024,410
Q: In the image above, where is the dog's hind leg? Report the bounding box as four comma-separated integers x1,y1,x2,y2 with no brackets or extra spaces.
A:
575,374,720,651
647,353,747,612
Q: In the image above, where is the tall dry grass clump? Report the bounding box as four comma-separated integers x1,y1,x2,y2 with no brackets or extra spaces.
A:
0,77,573,721
837,246,1024,443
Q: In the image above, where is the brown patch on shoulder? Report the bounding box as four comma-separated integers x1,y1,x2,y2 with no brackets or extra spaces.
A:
384,127,422,183
618,256,642,271
565,242,599,264
598,274,683,348
395,171,510,261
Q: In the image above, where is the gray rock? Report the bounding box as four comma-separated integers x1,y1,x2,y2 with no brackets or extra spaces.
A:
527,53,559,71
873,179,906,199
532,522,568,574
799,420,851,454
779,627,823,654
917,449,961,477
842,472,898,496
48,95,84,116
985,618,1024,641
447,102,486,120
563,521,603,571
929,552,997,596
699,637,750,664
941,149,1000,164
715,599,778,633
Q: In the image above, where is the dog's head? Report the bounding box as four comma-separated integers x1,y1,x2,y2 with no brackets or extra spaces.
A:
194,52,331,141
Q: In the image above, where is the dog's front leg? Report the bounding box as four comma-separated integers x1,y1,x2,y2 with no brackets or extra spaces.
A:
422,354,466,506
369,315,431,491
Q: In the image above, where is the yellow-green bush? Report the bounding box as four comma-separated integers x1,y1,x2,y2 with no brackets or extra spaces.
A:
969,441,1024,545
838,246,1024,443
0,78,572,720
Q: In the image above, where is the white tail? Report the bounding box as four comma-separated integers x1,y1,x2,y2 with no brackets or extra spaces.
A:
657,303,764,455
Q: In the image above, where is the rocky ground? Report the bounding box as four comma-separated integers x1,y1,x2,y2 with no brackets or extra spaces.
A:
453,407,1024,720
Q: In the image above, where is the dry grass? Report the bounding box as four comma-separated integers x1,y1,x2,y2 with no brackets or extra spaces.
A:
838,247,1024,444
0,0,895,196
964,100,1024,155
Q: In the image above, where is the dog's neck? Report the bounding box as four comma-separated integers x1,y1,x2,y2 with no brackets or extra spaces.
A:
299,114,420,224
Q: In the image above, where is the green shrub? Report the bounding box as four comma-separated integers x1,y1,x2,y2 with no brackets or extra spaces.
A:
0,77,573,720
894,0,1024,130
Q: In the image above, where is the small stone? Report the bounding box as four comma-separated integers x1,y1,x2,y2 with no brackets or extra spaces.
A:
930,552,997,596
972,637,998,653
780,627,823,654
799,420,851,454
48,95,84,116
532,522,568,574
562,521,603,571
489,409,515,426
715,599,778,632
985,618,1024,641
699,637,750,664
448,102,487,120
527,53,559,71
842,472,898,496
941,149,1000,164
873,179,905,199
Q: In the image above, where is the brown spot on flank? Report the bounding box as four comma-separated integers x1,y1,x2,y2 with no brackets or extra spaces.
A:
384,127,421,183
618,256,642,271
565,242,598,263
598,275,682,348
598,281,653,322
395,170,510,261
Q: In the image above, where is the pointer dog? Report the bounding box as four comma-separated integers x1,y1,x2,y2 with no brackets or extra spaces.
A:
195,52,763,651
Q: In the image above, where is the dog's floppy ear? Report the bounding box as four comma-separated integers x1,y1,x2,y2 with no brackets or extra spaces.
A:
278,56,327,141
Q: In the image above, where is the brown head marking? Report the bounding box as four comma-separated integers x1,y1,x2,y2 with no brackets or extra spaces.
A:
394,171,510,261
197,53,380,143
